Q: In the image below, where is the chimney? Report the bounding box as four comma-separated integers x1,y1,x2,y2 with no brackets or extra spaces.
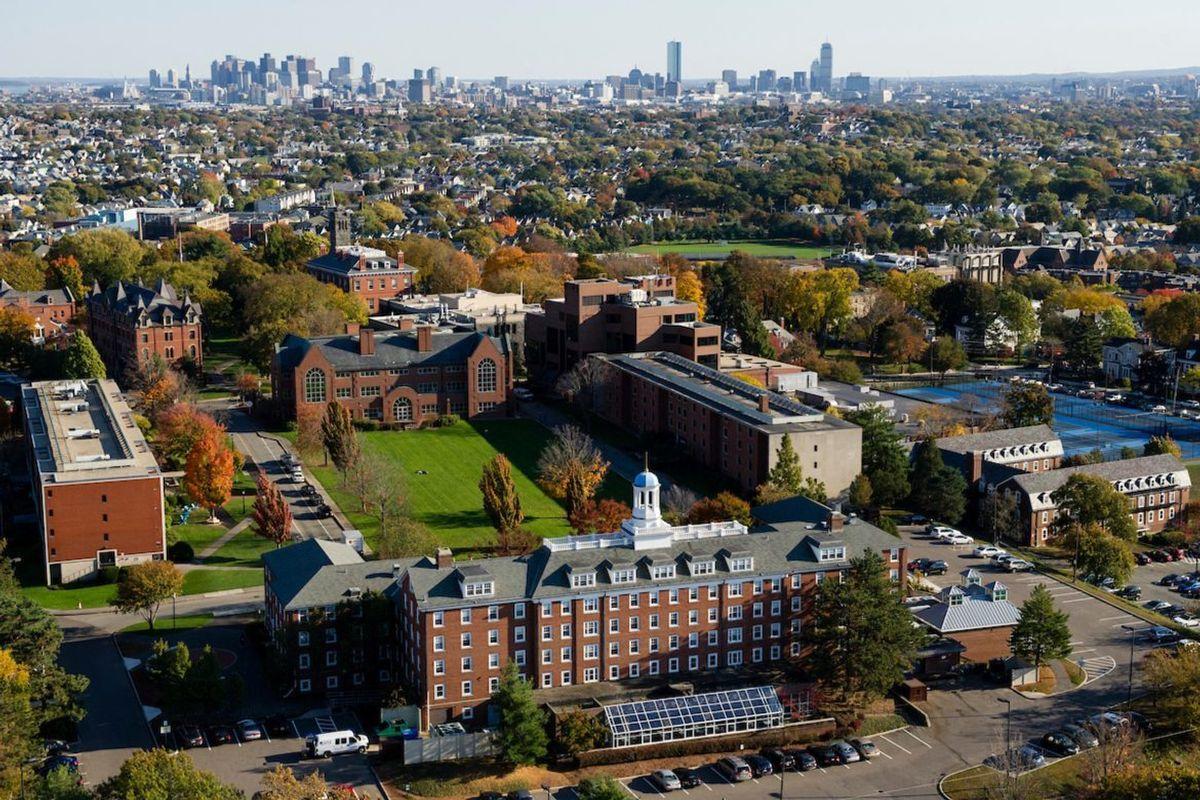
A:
358,328,375,356
391,563,402,578
827,511,844,533
758,394,770,413
435,546,453,569
345,322,361,337
417,325,433,353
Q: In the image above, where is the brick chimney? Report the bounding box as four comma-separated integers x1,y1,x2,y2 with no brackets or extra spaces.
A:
345,322,360,337
358,328,375,356
758,394,770,413
435,546,453,569
417,325,433,353
827,511,844,533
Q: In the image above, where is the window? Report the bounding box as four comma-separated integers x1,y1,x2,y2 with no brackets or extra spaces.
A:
562,670,573,686
298,653,311,669
609,665,620,680
461,632,472,648
462,706,474,720
691,560,715,576
514,603,525,619
729,556,753,572
584,597,599,613
326,676,339,689
304,368,326,403
728,584,743,598
360,385,381,397
488,605,499,621
609,618,620,634
542,649,552,665
515,626,526,643
461,608,472,625
489,653,500,669
434,660,445,676
488,629,499,646
542,626,553,641
326,651,338,666
651,565,676,580
584,644,599,659
297,631,310,646
571,572,596,589
584,667,599,683
433,636,445,652
461,656,473,671
477,358,498,392
393,397,413,422
669,657,680,673
462,680,473,696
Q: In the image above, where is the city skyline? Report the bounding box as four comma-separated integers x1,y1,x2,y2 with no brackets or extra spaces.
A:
4,0,1200,81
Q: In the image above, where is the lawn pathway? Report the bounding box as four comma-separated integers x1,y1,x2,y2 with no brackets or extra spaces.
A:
195,517,253,561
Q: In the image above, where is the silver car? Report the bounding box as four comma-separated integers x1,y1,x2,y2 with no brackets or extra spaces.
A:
832,740,861,763
651,770,681,791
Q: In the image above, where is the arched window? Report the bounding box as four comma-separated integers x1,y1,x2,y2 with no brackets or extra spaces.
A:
304,368,326,404
477,358,497,393
393,397,412,422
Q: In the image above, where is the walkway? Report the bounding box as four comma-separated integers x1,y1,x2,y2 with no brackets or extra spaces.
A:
195,517,253,561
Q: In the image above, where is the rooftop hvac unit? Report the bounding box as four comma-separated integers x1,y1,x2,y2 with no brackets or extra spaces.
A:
57,402,89,413
66,428,101,439
77,453,112,462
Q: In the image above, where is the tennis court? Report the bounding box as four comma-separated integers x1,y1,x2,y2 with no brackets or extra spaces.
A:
895,380,1200,460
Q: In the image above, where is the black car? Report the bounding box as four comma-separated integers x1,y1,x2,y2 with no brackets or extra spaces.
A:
477,792,504,800
1158,573,1180,586
745,754,773,777
672,767,701,788
762,749,794,772
263,714,293,738
43,740,71,756
1114,585,1142,600
316,503,333,518
208,724,236,745
924,560,949,575
1041,732,1080,756
1134,552,1151,566
1122,711,1152,733
790,750,818,771
37,755,79,778
808,743,840,767
178,723,205,748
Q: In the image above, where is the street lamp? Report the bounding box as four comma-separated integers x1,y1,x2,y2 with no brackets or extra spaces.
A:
172,593,177,630
998,697,1013,791
777,759,786,800
1120,624,1142,709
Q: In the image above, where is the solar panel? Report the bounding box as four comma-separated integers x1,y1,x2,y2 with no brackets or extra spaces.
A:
602,686,784,740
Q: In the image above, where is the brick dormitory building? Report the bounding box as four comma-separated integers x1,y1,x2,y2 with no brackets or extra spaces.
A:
0,280,76,343
86,279,203,376
262,470,906,726
306,207,418,313
22,379,166,584
271,324,512,423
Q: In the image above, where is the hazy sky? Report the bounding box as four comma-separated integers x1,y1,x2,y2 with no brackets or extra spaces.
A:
6,0,1200,80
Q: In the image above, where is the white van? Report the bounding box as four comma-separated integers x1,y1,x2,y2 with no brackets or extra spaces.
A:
305,730,368,757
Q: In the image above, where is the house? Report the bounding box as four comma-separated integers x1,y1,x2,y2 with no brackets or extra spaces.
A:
909,570,1021,663
0,280,75,343
86,279,203,376
936,425,1064,488
307,208,418,313
1102,338,1171,384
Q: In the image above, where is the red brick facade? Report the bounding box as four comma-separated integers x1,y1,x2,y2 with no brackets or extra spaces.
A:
86,280,202,376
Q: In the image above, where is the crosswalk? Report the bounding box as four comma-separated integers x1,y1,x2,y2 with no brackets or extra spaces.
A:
1078,656,1117,683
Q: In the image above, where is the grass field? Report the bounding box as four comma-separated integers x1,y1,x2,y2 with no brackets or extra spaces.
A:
180,568,262,595
295,420,629,556
627,240,831,260
121,613,213,635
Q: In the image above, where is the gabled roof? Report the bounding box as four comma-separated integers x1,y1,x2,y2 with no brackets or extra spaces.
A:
936,425,1058,456
262,538,416,611
1001,454,1190,500
275,328,506,372
87,279,201,323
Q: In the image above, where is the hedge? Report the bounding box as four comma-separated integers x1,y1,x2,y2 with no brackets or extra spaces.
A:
574,720,836,767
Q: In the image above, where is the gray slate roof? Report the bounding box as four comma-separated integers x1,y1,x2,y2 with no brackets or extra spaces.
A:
936,425,1057,455
86,278,201,323
275,328,504,373
262,538,420,611
1001,454,1189,497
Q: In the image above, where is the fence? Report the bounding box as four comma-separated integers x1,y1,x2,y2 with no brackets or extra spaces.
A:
402,730,495,764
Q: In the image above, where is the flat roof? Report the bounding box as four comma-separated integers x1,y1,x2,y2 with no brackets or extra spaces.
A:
22,379,161,483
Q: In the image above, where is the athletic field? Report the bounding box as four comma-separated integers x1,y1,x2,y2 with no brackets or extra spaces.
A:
626,240,831,260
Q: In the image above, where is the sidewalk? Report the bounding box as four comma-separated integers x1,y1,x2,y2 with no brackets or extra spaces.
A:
196,517,253,561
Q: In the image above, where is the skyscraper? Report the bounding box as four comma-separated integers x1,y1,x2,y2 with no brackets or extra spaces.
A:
362,62,376,85
817,41,833,93
721,69,738,92
666,41,682,84
793,71,808,92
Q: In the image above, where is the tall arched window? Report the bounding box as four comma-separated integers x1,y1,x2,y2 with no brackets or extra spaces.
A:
304,368,326,404
393,397,412,422
477,358,497,393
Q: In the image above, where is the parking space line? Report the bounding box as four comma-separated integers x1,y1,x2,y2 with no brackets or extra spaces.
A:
903,729,933,749
879,735,911,755
1061,598,1090,604
1100,615,1132,622
1072,648,1095,655
619,780,640,800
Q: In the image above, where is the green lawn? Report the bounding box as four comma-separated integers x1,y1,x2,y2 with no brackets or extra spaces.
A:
206,529,275,567
21,581,118,610
627,239,831,260
180,568,262,595
121,613,213,634
293,420,629,556
1188,461,1200,488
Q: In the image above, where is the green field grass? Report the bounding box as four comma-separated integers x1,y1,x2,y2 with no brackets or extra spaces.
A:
180,568,262,595
294,420,629,556
121,613,213,634
626,240,831,260
206,529,275,567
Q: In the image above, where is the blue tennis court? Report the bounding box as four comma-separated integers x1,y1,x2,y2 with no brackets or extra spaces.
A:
895,380,1200,461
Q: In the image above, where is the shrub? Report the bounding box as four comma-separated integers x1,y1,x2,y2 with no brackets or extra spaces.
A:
436,413,461,428
353,419,382,431
168,541,196,563
825,359,863,385
876,516,899,537
97,565,121,585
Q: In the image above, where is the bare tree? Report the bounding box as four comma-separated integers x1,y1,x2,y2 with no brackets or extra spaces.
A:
555,357,610,415
1079,721,1142,789
663,485,699,517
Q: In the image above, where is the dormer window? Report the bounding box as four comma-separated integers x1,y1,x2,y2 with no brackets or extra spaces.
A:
690,560,716,576
817,547,845,563
989,585,1008,602
729,556,753,572
464,580,494,597
571,572,597,589
947,591,963,607
651,565,676,580
610,567,636,584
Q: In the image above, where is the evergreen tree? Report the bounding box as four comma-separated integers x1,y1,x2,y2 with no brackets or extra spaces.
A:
1010,584,1072,668
480,454,524,535
844,405,910,507
847,474,874,514
577,776,627,800
908,439,966,524
60,330,106,379
766,436,804,494
492,661,548,765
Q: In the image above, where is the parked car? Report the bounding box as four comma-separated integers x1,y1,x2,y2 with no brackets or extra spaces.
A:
1141,626,1180,644
973,545,1005,559
672,767,702,788
1061,723,1099,749
762,749,794,772
208,725,236,745
237,719,264,741
1173,613,1200,628
1089,712,1130,731
716,756,752,782
993,553,1016,566
906,514,929,525
37,755,79,778
504,791,530,800
264,715,293,738
1041,732,1080,756
832,740,861,764
290,468,305,483
302,483,318,497
807,743,841,767
1114,586,1142,601
316,503,333,518
651,769,682,791
1016,745,1046,769
789,750,817,771
1134,552,1152,566
178,723,205,748
945,533,973,546
1121,711,1152,733
1150,550,1172,563
850,739,879,759
927,525,961,539
1158,573,1181,587
512,387,534,401
1145,600,1173,613
1005,559,1033,572
745,754,773,777
304,730,369,757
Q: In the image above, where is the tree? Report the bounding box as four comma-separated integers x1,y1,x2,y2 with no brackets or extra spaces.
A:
807,551,923,703
0,591,89,733
685,492,752,526
674,269,705,317
0,648,37,798
557,710,607,757
112,561,185,632
1066,523,1135,586
153,404,217,470
128,356,183,420
94,748,242,800
48,228,148,287
785,268,860,353
926,336,967,376
480,454,525,535
705,252,773,357
60,330,106,379
569,498,632,535
376,517,437,559
259,765,340,800
1001,383,1054,428
765,436,804,495
1009,584,1072,668
184,422,235,519
252,472,292,547
1144,645,1200,730
294,406,325,463
844,405,910,508
1050,473,1137,542
847,474,874,514
908,439,967,525
979,490,1021,544
577,776,626,800
320,401,359,478
536,425,608,515
240,272,366,370
0,306,35,373
0,251,47,291
492,661,548,765
1144,434,1182,458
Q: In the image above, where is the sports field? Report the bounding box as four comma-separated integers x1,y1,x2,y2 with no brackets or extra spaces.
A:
300,420,629,555
896,380,1200,460
626,240,831,260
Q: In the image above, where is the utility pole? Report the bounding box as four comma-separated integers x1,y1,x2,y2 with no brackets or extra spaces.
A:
998,697,1014,793
1120,624,1140,709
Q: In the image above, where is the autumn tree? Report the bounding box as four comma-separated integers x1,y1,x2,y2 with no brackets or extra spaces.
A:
154,404,217,470
129,355,184,420
252,472,293,547
785,267,860,353
686,492,752,526
184,422,236,520
377,517,437,559
113,561,185,632
60,330,106,379
0,306,35,372
259,765,341,800
926,336,968,376
1002,383,1054,428
1050,473,1137,541
481,454,525,535
235,371,261,401
569,498,632,535
674,269,706,317
537,425,609,517
1144,434,1182,457
320,400,359,478
95,748,241,800
558,710,607,757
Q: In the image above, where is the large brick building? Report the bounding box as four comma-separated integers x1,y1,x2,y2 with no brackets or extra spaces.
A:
263,472,905,726
22,379,166,584
271,324,512,424
593,351,862,495
936,424,1065,489
86,279,203,376
525,276,720,381
306,208,418,313
998,453,1191,546
0,280,75,343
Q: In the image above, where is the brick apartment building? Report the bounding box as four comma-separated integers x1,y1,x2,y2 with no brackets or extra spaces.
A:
263,471,905,726
998,453,1191,546
936,425,1065,489
525,276,721,381
86,279,203,376
910,569,1020,663
22,379,166,584
0,280,75,343
306,208,418,313
271,324,512,424
593,351,862,495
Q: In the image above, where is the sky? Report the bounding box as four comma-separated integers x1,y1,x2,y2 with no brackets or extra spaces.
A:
5,0,1200,81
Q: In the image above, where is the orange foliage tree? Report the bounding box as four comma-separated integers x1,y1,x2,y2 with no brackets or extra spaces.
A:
252,471,293,547
569,498,632,535
184,422,236,520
